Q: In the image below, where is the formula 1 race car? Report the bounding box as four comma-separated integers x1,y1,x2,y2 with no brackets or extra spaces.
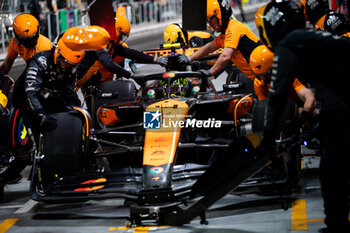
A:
29,67,251,214
28,57,306,225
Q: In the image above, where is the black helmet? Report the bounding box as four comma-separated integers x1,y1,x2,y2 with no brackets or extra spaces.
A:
299,0,330,25
256,0,306,51
323,12,350,36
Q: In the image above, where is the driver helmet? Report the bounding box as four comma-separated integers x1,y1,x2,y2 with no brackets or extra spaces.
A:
316,11,350,36
54,34,85,73
163,23,188,44
207,0,232,32
249,45,273,83
115,13,130,44
299,0,330,25
161,78,190,97
256,0,306,51
13,14,40,48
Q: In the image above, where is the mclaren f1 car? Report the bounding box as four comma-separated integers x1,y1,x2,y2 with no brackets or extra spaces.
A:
28,46,305,225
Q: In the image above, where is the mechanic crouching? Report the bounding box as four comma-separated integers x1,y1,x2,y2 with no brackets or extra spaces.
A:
24,34,84,141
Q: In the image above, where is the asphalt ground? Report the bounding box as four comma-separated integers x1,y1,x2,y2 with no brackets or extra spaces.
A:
0,155,327,233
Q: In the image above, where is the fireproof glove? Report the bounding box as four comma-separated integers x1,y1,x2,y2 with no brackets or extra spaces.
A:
178,54,191,65
39,114,58,132
155,56,168,67
299,110,314,129
198,69,212,77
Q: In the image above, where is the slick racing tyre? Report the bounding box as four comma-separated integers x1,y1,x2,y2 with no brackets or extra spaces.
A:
39,112,87,188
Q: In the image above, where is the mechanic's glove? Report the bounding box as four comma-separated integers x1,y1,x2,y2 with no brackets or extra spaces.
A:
130,73,145,85
39,114,58,132
198,69,212,77
178,54,191,65
299,110,313,129
155,56,168,67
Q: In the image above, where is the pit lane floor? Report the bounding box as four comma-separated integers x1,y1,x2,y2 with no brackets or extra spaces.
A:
0,154,334,233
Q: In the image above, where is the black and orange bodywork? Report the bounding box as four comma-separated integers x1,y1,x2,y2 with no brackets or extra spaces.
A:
28,68,306,225
28,65,305,226
30,71,258,204
142,99,188,191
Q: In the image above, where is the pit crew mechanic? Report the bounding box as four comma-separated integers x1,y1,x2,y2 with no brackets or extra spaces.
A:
0,14,52,74
256,1,350,232
24,33,85,139
178,0,262,87
315,11,350,37
299,0,330,28
0,14,52,108
76,14,168,91
249,44,316,113
300,0,350,37
0,14,52,202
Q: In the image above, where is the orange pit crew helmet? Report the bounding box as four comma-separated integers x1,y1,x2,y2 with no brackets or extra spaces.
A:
249,45,273,82
207,0,232,32
62,26,111,51
13,14,40,48
249,45,274,82
54,31,85,74
115,13,130,44
54,39,84,66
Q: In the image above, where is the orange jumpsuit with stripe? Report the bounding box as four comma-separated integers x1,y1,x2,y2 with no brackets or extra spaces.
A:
254,78,306,101
214,19,262,81
7,35,52,62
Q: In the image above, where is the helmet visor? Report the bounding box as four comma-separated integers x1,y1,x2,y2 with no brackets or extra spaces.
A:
174,32,185,43
208,16,221,32
56,55,78,74
118,33,129,44
15,32,39,48
254,69,272,83
207,22,214,31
